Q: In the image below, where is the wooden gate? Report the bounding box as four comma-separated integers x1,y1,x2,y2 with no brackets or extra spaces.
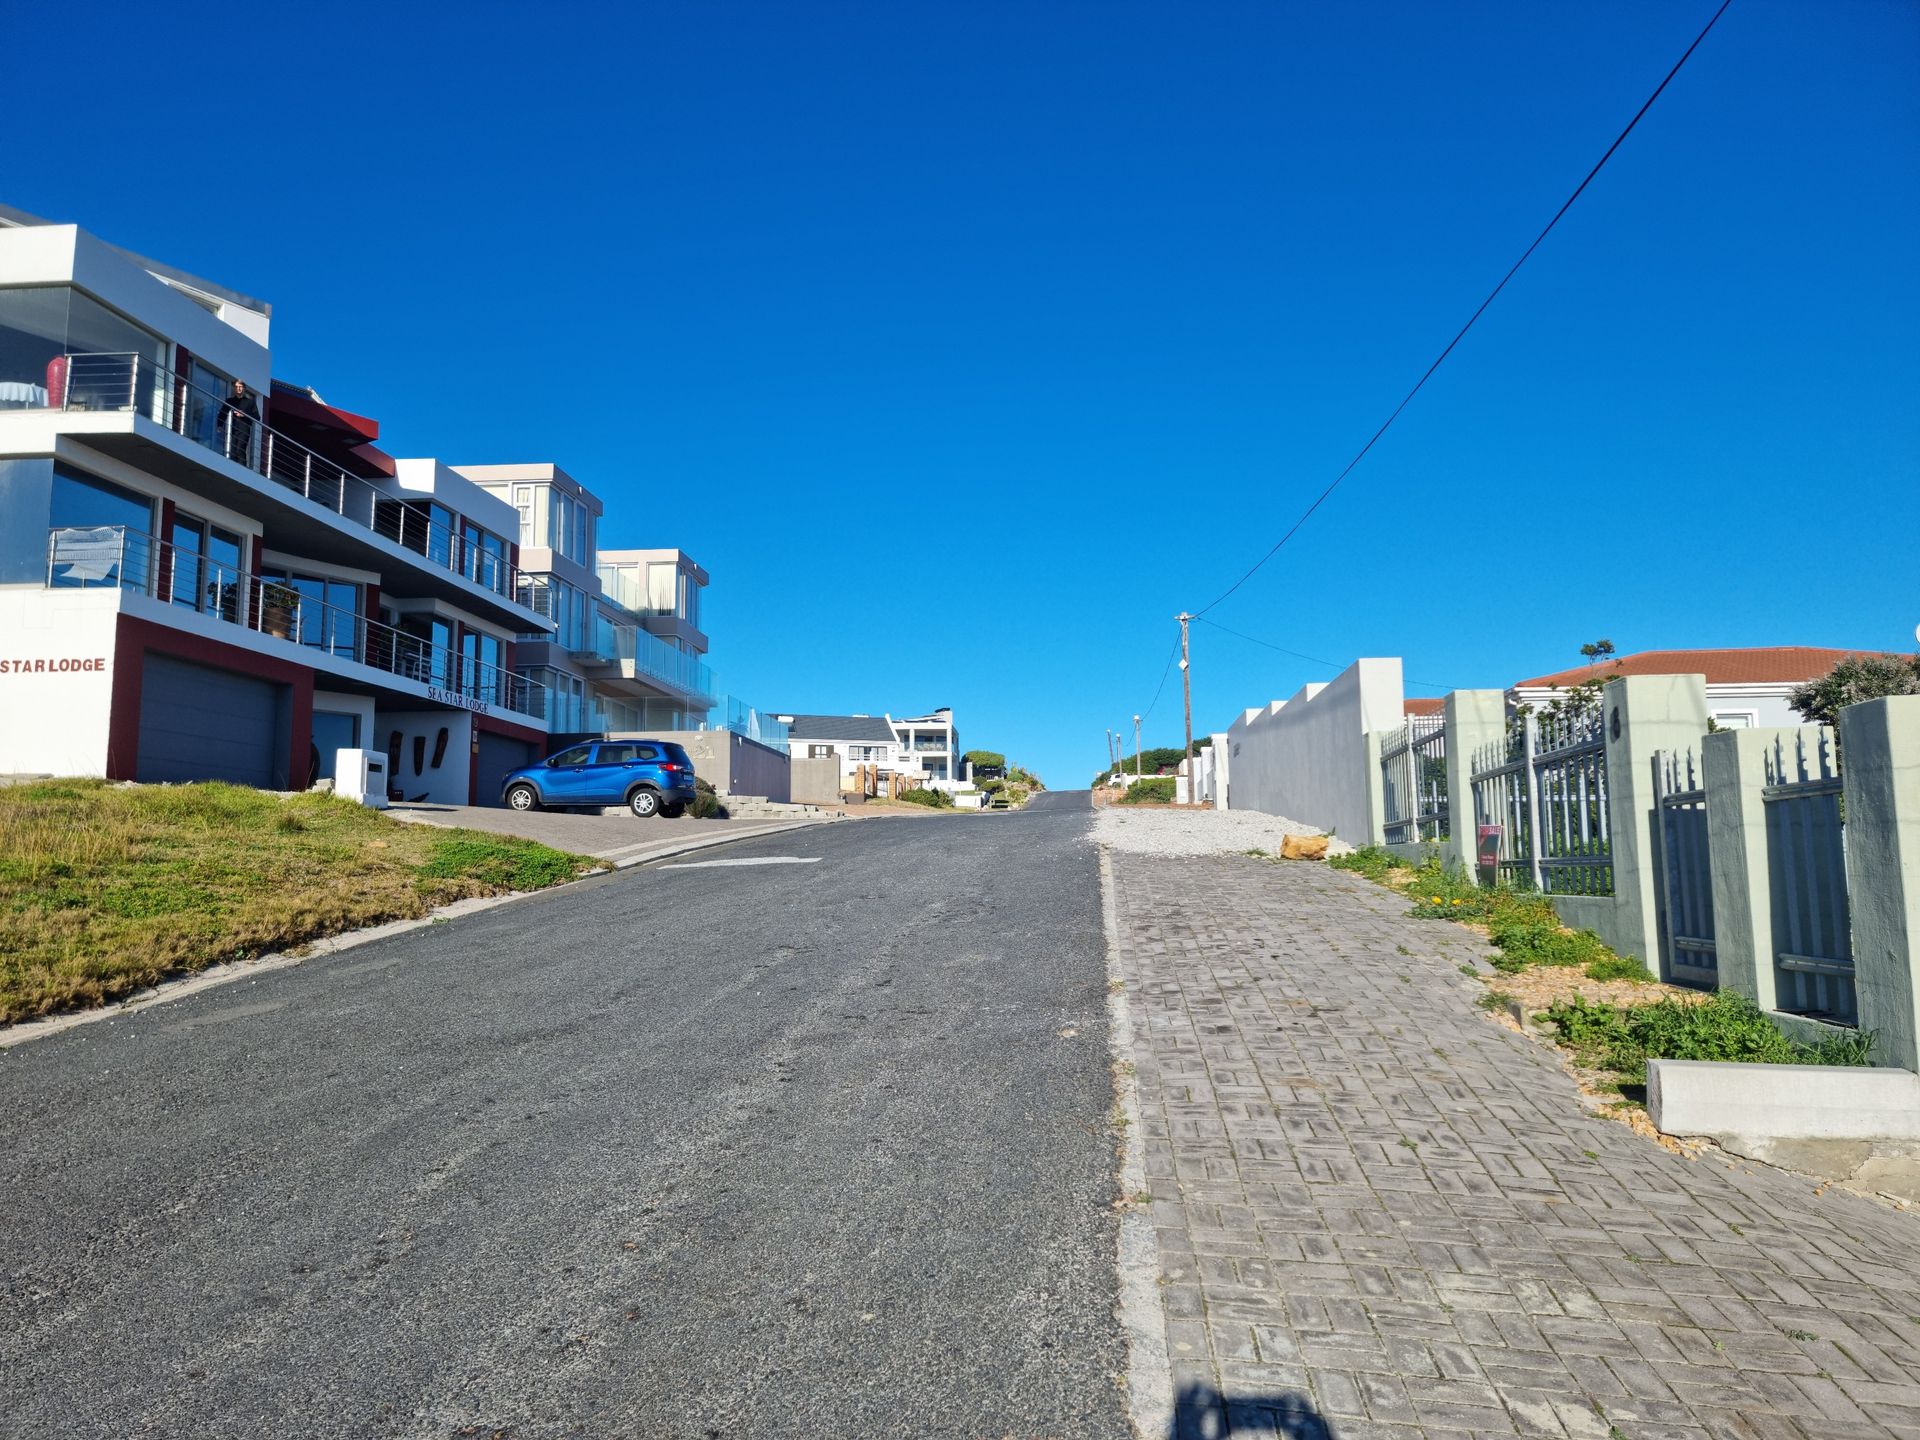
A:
1653,748,1716,989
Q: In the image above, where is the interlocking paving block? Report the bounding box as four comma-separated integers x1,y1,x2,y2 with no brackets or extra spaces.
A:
1109,853,1920,1440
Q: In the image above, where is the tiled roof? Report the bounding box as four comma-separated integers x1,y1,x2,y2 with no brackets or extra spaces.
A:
1514,647,1879,690
1403,697,1445,716
783,714,898,743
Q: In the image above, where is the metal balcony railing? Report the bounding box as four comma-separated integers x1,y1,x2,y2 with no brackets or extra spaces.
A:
52,352,530,606
46,525,548,721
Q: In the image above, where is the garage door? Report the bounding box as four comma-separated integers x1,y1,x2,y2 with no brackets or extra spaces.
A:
137,653,283,788
474,731,538,807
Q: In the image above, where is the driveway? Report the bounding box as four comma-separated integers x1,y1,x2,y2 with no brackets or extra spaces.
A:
386,801,836,863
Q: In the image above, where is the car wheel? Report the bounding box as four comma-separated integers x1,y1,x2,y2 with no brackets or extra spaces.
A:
629,788,661,819
506,783,540,812
661,801,687,819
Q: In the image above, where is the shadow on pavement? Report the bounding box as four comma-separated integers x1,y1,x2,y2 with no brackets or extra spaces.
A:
1171,1384,1334,1439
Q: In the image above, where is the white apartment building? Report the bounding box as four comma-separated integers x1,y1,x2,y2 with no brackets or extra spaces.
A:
776,706,963,790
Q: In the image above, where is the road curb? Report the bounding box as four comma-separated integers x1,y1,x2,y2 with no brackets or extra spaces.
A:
0,817,839,1054
1100,845,1176,1440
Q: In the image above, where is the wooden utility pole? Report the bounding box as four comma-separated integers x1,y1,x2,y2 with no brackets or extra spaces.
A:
1177,612,1194,779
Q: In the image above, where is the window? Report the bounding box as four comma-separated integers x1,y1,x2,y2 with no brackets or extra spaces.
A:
808,744,836,759
549,745,593,767
47,468,157,591
0,286,167,419
647,562,677,615
597,743,638,764
512,485,534,547
1712,711,1757,730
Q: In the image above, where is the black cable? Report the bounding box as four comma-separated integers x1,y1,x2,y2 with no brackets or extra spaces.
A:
1139,635,1181,726
1195,616,1456,692
1194,0,1735,618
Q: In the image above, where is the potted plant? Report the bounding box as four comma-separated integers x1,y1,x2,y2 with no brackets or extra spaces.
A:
259,580,299,640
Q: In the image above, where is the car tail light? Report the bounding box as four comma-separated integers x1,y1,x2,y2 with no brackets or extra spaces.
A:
658,762,683,772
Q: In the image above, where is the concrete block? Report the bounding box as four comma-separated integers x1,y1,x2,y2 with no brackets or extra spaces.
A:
1648,1058,1920,1142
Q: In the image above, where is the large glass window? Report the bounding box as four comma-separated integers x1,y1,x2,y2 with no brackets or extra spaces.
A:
462,629,505,703
46,467,156,591
0,286,167,418
647,563,677,615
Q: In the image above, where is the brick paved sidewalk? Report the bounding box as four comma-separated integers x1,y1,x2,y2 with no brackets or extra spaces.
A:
1109,853,1920,1440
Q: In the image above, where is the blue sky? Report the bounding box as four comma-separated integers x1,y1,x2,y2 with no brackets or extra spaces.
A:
11,1,1916,787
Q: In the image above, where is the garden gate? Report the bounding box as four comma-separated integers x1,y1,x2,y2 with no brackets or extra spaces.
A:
1763,728,1855,1024
1652,747,1716,989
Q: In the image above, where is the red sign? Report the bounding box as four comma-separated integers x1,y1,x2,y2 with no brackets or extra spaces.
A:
0,657,108,674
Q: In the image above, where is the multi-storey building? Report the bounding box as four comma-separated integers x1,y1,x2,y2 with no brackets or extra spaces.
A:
0,209,564,802
891,707,960,785
775,706,963,790
458,466,716,737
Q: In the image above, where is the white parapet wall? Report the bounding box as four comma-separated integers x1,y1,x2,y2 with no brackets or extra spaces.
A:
1222,658,1404,843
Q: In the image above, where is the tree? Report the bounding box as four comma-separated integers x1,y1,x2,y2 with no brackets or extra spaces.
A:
1579,638,1616,666
1788,654,1920,728
963,749,1006,768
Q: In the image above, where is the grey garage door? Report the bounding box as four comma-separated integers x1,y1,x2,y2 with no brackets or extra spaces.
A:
137,653,283,788
474,731,538,807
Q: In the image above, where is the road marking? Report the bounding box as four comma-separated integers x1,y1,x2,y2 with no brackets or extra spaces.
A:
660,856,822,870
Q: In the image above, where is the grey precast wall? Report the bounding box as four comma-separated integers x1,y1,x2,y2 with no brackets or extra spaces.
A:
1223,658,1405,842
653,729,791,802
790,756,842,806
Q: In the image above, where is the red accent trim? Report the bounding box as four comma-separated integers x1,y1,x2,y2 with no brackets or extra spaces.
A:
111,615,316,789
155,500,178,603
474,712,547,745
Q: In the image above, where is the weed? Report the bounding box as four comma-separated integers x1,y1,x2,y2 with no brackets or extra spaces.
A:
1582,1150,1599,1161
1729,1224,1745,1237
1457,963,1478,977
1544,991,1875,1086
1584,954,1655,983
1398,1138,1418,1150
1784,1328,1818,1342
1477,989,1515,1013
1327,846,1409,882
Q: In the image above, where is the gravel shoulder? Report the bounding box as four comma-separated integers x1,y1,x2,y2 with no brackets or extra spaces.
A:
1092,804,1352,857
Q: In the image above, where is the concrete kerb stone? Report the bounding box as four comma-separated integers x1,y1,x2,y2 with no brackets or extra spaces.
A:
1098,845,1176,1440
0,817,835,1053
1649,1058,1920,1143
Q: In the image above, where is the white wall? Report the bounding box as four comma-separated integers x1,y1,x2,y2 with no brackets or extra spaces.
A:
0,588,121,776
1225,658,1404,841
379,710,473,805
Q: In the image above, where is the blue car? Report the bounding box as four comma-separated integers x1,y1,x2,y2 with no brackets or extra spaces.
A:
501,739,698,819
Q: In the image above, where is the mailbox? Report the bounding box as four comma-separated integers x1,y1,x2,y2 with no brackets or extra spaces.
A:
336,749,390,809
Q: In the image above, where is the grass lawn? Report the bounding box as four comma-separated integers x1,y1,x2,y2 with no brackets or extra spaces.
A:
0,779,596,1024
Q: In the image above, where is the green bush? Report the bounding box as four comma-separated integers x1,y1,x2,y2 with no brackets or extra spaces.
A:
1115,776,1177,805
963,749,1006,768
1328,846,1409,882
898,787,953,808
691,777,727,819
1544,991,1874,1085
1584,954,1655,983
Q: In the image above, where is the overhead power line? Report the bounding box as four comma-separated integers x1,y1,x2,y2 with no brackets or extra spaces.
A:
1194,0,1736,619
1139,635,1181,724
1195,617,1457,692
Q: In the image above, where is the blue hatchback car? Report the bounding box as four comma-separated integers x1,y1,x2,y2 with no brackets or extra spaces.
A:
501,739,698,819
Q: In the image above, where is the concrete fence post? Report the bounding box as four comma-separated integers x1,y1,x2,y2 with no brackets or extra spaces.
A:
1701,726,1786,1014
1210,731,1230,811
1363,729,1388,847
1839,696,1920,1073
1443,689,1507,878
1552,674,1710,972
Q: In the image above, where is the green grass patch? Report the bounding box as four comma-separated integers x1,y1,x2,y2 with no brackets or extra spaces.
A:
0,779,594,1024
1544,990,1875,1085
1114,776,1177,805
1327,845,1409,881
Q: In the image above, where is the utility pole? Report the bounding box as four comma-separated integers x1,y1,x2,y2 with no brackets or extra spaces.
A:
1133,715,1142,780
1177,612,1194,774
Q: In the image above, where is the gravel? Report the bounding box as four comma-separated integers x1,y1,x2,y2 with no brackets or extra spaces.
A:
1092,805,1354,857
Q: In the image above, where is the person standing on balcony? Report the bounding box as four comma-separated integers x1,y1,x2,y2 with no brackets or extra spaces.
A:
221,378,261,468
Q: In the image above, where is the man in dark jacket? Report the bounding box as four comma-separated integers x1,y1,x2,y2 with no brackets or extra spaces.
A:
222,378,261,467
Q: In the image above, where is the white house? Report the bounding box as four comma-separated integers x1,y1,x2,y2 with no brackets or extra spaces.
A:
779,714,902,784
1510,647,1873,730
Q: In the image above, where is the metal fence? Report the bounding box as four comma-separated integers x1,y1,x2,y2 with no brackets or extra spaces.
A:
1763,727,1855,1023
1653,747,1716,989
1381,714,1448,844
1469,709,1613,895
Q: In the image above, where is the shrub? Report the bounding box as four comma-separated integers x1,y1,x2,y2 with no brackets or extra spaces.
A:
1584,954,1654,983
1544,990,1874,1085
691,777,727,819
1789,653,1920,728
963,749,1006,769
1328,846,1409,882
898,787,953,808
1115,776,1177,805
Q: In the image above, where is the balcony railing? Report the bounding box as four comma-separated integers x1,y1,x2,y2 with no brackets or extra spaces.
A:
582,614,715,702
47,353,530,606
46,525,547,721
716,695,789,748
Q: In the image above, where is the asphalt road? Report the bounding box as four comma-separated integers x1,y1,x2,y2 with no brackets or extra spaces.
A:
1,794,1128,1438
